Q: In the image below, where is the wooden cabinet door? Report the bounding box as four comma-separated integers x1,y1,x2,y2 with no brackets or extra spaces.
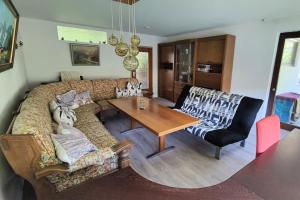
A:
197,39,225,64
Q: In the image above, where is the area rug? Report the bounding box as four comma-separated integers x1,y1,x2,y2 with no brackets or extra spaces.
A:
24,167,263,200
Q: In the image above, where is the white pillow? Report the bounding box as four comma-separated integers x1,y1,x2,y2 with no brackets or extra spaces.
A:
116,87,129,98
127,82,143,97
49,100,59,113
51,130,98,165
49,99,79,112
56,90,77,106
57,123,82,135
53,107,77,127
74,91,94,106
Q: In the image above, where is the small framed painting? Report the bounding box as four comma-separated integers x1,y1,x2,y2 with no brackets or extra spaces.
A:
0,0,19,72
70,43,100,66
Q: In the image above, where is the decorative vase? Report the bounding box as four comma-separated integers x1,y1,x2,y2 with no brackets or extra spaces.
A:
115,39,129,57
123,55,139,71
131,35,141,46
108,34,119,46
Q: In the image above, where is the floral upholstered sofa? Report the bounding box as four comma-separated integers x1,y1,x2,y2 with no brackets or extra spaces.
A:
0,78,137,198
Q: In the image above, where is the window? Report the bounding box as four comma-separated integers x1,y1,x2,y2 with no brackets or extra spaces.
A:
282,39,298,66
57,26,107,44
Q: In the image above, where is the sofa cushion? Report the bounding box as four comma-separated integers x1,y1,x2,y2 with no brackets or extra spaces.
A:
76,122,117,149
74,103,100,115
204,129,247,147
68,147,116,172
68,80,94,99
47,82,72,96
47,155,118,192
74,105,100,126
96,100,115,111
93,80,117,101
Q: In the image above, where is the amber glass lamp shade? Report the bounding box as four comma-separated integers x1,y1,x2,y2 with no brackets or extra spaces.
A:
123,55,139,71
131,35,141,47
115,39,129,57
108,34,119,46
129,45,139,56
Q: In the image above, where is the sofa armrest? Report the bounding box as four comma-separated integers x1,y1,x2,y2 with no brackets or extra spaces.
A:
35,164,69,180
112,139,133,169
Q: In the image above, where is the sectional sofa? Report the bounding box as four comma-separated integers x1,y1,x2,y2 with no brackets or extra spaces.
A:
0,78,138,199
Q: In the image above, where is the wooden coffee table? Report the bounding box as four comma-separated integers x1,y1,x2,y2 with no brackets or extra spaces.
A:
108,97,199,158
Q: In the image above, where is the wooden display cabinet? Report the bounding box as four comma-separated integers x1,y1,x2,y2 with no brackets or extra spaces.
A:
158,43,175,101
158,34,235,102
195,35,235,92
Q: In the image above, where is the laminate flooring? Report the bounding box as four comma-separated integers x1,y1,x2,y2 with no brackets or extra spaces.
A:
104,98,289,188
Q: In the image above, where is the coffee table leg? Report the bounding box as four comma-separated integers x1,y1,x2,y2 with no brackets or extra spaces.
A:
121,118,143,134
147,136,175,159
131,118,138,129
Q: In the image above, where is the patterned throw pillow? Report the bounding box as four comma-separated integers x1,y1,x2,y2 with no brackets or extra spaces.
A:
53,106,77,127
49,99,79,112
127,82,143,97
116,87,129,98
56,90,77,105
74,91,94,106
51,130,98,165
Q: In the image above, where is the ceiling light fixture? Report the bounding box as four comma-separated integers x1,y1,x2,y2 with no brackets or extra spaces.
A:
108,0,140,71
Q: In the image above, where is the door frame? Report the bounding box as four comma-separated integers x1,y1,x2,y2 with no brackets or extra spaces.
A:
266,31,300,131
132,46,153,97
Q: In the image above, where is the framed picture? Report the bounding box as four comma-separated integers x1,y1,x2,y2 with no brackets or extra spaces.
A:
0,0,19,72
70,43,100,66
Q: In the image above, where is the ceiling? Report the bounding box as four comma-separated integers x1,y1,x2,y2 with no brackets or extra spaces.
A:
12,0,300,36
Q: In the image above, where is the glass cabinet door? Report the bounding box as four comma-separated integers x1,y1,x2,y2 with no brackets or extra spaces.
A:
175,42,194,84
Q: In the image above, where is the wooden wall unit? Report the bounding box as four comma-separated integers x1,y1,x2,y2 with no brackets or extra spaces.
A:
158,34,235,102
195,35,235,92
158,43,175,101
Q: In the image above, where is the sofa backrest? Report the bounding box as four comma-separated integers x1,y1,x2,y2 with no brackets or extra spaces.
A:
12,78,138,168
228,97,263,136
174,86,263,136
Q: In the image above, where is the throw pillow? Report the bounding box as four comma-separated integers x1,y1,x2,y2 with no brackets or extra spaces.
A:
57,123,83,135
49,99,79,112
127,82,143,97
51,130,98,165
56,90,77,106
74,91,94,106
53,106,77,127
116,87,129,98
49,100,59,113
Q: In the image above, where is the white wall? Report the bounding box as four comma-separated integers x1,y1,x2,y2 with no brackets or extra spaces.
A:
277,43,300,94
167,17,300,119
0,47,28,200
19,17,166,97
